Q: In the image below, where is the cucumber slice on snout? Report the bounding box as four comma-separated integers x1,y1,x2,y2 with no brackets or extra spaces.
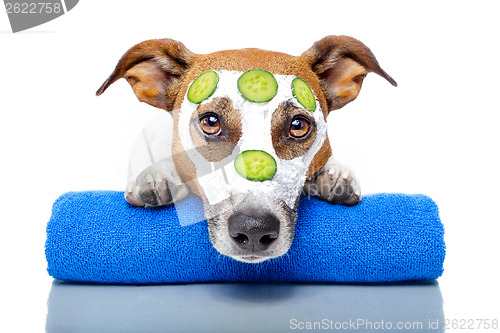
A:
234,150,277,182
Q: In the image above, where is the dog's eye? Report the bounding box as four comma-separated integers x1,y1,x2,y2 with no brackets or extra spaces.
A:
289,117,310,138
200,114,221,135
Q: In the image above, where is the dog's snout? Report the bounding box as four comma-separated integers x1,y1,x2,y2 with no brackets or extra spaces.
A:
228,212,280,251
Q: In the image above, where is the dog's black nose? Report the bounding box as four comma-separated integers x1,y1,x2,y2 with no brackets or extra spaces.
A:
228,212,280,251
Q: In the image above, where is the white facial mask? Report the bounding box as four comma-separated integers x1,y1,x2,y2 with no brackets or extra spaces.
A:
178,70,327,209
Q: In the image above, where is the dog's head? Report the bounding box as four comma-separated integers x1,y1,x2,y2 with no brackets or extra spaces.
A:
97,36,396,263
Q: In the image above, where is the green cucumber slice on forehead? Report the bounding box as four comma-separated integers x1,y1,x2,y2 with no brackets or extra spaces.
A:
237,69,278,103
234,150,277,182
187,70,219,104
292,77,316,112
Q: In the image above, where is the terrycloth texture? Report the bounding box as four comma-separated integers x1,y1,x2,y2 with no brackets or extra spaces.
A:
45,191,445,283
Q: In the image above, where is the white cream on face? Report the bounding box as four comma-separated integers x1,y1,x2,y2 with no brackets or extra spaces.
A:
178,70,327,209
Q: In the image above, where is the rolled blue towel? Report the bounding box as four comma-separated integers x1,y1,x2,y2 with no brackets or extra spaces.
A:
45,191,445,283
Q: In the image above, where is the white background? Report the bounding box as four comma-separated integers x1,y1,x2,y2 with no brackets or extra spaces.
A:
1,0,499,331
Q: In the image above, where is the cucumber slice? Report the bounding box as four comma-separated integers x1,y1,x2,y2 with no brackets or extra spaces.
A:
234,150,277,182
292,77,316,111
237,69,278,103
187,71,219,104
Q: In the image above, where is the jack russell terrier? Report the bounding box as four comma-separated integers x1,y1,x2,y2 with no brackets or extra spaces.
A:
96,35,396,263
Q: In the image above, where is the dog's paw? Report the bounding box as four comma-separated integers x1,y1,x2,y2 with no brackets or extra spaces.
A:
125,160,190,207
304,160,361,206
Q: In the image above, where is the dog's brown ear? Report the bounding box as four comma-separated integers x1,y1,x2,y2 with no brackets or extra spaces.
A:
96,39,195,111
302,35,397,112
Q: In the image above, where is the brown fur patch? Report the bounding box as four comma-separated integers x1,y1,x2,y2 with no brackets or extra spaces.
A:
301,35,397,111
271,101,317,160
189,97,242,162
317,57,368,111
96,39,194,111
301,35,396,86
123,60,172,110
306,137,332,178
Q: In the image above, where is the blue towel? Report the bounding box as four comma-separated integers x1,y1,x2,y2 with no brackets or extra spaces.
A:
45,191,445,283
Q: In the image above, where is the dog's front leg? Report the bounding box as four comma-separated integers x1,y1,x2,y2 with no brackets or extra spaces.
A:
125,157,190,207
303,157,361,206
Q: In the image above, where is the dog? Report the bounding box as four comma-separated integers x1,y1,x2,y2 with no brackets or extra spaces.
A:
96,36,396,263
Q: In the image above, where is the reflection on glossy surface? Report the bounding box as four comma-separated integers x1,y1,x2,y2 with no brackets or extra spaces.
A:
46,281,443,332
